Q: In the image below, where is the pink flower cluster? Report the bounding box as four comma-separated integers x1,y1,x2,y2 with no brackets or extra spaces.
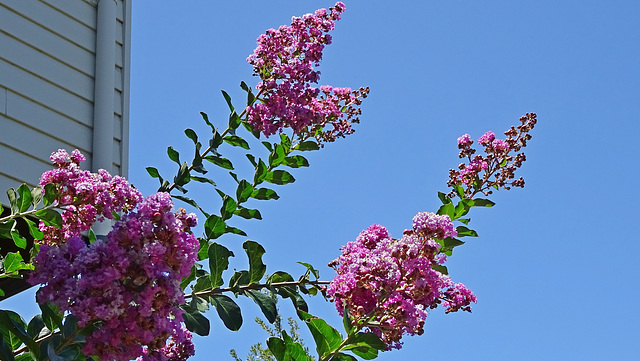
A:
328,214,476,350
30,192,198,361
246,2,369,142
39,149,142,245
449,113,537,198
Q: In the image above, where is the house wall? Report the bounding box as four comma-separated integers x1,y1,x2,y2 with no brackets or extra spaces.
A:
0,0,131,202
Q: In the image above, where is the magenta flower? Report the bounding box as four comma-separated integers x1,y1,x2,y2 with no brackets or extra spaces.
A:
328,215,476,349
246,2,369,143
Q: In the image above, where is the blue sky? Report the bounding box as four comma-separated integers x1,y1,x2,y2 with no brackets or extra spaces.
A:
123,1,640,360
8,1,637,360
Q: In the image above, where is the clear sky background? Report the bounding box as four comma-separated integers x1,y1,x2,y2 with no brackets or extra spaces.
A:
10,1,638,361
123,1,640,360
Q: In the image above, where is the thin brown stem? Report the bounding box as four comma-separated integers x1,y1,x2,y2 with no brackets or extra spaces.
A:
184,280,330,300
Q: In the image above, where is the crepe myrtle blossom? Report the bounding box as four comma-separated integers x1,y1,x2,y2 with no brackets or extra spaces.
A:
38,149,142,245
448,113,537,197
328,213,476,350
30,190,198,361
246,2,369,143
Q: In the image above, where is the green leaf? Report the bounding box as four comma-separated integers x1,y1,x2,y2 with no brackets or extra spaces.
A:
240,81,250,92
42,183,57,207
145,167,160,179
268,144,286,167
244,290,277,323
180,265,197,290
61,315,77,339
282,155,309,168
473,198,496,207
167,146,180,164
229,112,241,130
227,271,250,293
432,264,449,275
182,308,210,336
190,295,210,313
184,128,198,144
208,242,233,288
221,90,234,112
267,271,294,285
296,141,319,151
210,295,243,331
6,189,18,215
204,215,226,240
197,238,210,261
267,337,288,361
192,275,213,293
34,209,62,228
456,225,478,237
442,237,465,248
225,226,247,236
343,332,386,360
16,184,33,213
224,135,250,150
280,133,292,150
39,302,63,331
205,156,234,170
171,195,209,218
251,187,279,200
261,141,274,152
264,170,295,185
297,262,320,279
342,311,354,336
253,159,268,184
234,207,262,220
10,231,27,250
236,180,254,204
0,337,15,361
220,196,238,221
0,220,15,239
454,184,465,199
243,241,266,284
301,312,343,358
436,203,455,219
283,331,311,361
438,191,452,204
30,187,43,209
4,252,29,273
200,112,215,131
331,353,358,361
457,218,471,225
0,310,38,358
26,315,46,339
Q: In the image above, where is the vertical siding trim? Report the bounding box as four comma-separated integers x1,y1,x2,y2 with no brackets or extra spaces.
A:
92,0,117,236
120,0,131,179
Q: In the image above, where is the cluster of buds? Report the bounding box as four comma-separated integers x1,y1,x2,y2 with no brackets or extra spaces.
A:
328,213,476,350
246,2,368,144
448,113,537,198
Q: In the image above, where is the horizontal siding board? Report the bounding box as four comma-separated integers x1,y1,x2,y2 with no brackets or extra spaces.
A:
5,90,92,152
115,66,123,91
116,19,123,45
116,0,123,21
0,173,35,204
113,139,121,167
0,10,95,75
0,87,5,115
114,89,123,116
40,0,97,29
0,0,95,52
0,32,94,101
0,114,85,164
0,145,53,189
113,114,122,141
0,59,94,126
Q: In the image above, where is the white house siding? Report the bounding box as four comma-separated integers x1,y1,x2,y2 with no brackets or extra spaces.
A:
0,0,131,203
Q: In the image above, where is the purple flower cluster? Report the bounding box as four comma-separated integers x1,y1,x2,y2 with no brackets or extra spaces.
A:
449,113,537,198
246,2,369,142
30,192,198,361
39,149,142,245
328,214,476,350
